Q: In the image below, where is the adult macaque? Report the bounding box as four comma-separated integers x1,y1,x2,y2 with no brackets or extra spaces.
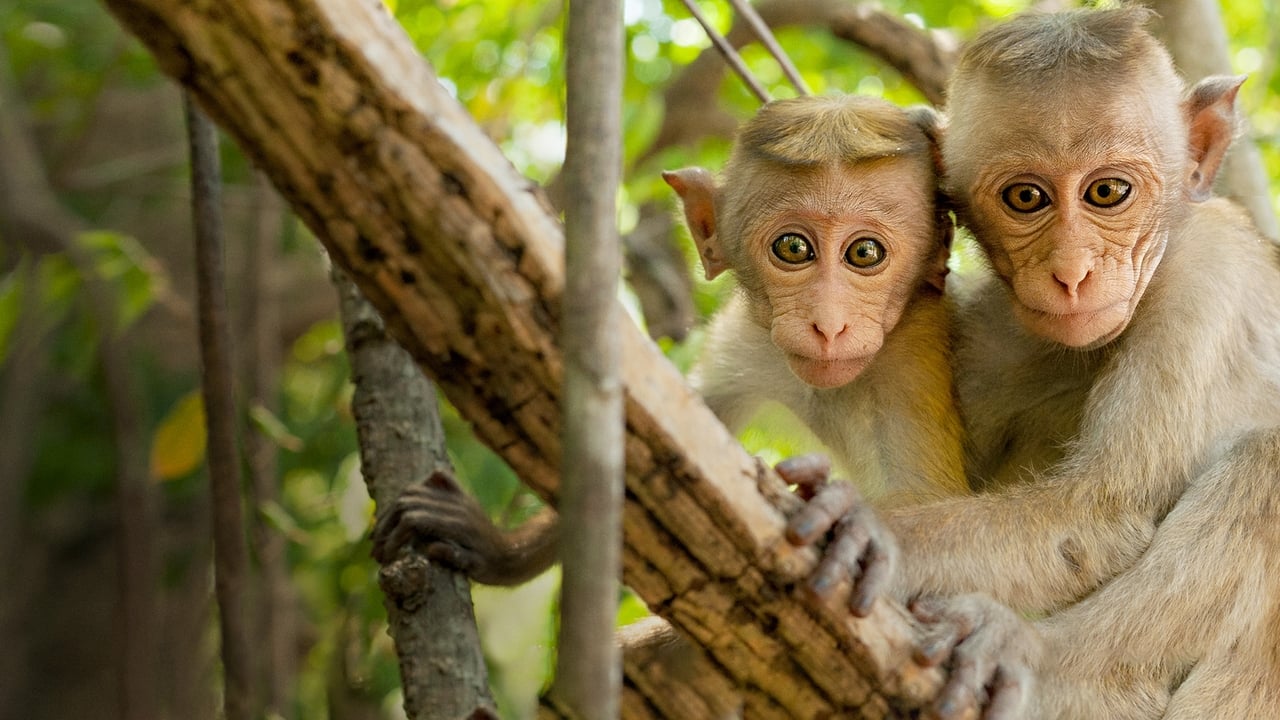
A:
375,95,962,607
667,93,967,504
789,8,1280,718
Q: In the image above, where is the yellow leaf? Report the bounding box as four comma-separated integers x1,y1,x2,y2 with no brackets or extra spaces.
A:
150,391,207,481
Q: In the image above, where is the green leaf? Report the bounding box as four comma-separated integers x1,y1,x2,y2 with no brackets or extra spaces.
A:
248,402,305,451
75,229,159,332
150,390,206,481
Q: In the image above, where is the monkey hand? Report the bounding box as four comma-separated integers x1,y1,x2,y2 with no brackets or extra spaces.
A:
779,454,900,617
370,470,506,576
911,593,1041,720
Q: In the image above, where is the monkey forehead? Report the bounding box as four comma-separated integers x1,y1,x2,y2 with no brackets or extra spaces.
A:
729,160,935,237
943,79,1183,189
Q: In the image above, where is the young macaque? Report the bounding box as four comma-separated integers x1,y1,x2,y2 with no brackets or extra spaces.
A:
667,93,967,504
375,94,964,591
371,93,970,718
788,8,1280,719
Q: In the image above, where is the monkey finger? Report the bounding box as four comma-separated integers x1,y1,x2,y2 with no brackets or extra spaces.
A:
927,680,981,720
807,520,869,604
851,540,895,618
910,596,971,666
425,541,481,575
912,623,961,668
425,469,462,493
372,516,422,563
775,453,833,494
786,482,859,546
983,666,1032,720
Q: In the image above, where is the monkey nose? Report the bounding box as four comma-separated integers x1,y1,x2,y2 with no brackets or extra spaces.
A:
1051,261,1093,299
812,321,849,345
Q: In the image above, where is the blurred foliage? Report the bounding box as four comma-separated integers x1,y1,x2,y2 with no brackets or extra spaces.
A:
0,0,1276,719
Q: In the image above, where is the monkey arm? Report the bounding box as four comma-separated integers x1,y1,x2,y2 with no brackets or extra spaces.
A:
372,470,559,586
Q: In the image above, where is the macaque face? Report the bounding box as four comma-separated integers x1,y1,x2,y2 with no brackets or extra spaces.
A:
738,158,937,388
948,83,1182,349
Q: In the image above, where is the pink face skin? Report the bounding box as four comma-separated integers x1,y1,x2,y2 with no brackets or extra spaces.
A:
944,73,1238,349
966,154,1169,350
740,159,939,388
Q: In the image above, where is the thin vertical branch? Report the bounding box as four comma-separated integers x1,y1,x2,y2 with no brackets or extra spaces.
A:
726,0,810,95
674,0,771,103
334,267,496,720
185,93,253,720
241,175,296,718
555,0,625,717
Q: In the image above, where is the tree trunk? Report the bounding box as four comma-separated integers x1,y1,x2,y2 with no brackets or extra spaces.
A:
102,0,943,715
335,268,496,719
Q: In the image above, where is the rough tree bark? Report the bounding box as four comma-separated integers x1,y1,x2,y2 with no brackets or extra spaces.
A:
336,268,497,720
185,96,253,720
102,0,946,716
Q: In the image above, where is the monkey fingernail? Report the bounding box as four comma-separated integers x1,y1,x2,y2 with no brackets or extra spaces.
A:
852,592,876,618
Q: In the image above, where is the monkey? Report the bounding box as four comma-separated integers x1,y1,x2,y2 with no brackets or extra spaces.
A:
372,95,972,718
784,8,1280,719
375,94,963,600
666,92,968,505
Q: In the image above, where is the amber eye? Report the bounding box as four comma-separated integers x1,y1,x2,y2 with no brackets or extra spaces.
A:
1084,178,1132,208
771,233,813,264
1002,183,1049,213
845,238,885,269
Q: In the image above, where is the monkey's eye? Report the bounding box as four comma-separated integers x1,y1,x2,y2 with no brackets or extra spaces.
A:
845,238,885,269
1002,183,1050,213
1083,178,1132,208
771,233,814,264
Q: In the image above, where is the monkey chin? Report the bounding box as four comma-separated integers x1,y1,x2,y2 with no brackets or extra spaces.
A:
1013,301,1132,350
785,354,873,389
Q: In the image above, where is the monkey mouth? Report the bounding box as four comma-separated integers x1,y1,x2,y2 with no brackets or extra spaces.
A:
1013,299,1132,349
786,353,872,389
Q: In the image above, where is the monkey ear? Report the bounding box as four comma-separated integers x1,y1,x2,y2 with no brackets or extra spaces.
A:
906,105,947,178
1183,75,1245,203
662,168,729,280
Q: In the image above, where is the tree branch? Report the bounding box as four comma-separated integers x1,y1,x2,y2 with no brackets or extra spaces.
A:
185,95,253,720
335,267,497,720
554,0,626,715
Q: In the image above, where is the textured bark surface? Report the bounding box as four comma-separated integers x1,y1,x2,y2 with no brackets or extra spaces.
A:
336,268,496,720
101,0,943,715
